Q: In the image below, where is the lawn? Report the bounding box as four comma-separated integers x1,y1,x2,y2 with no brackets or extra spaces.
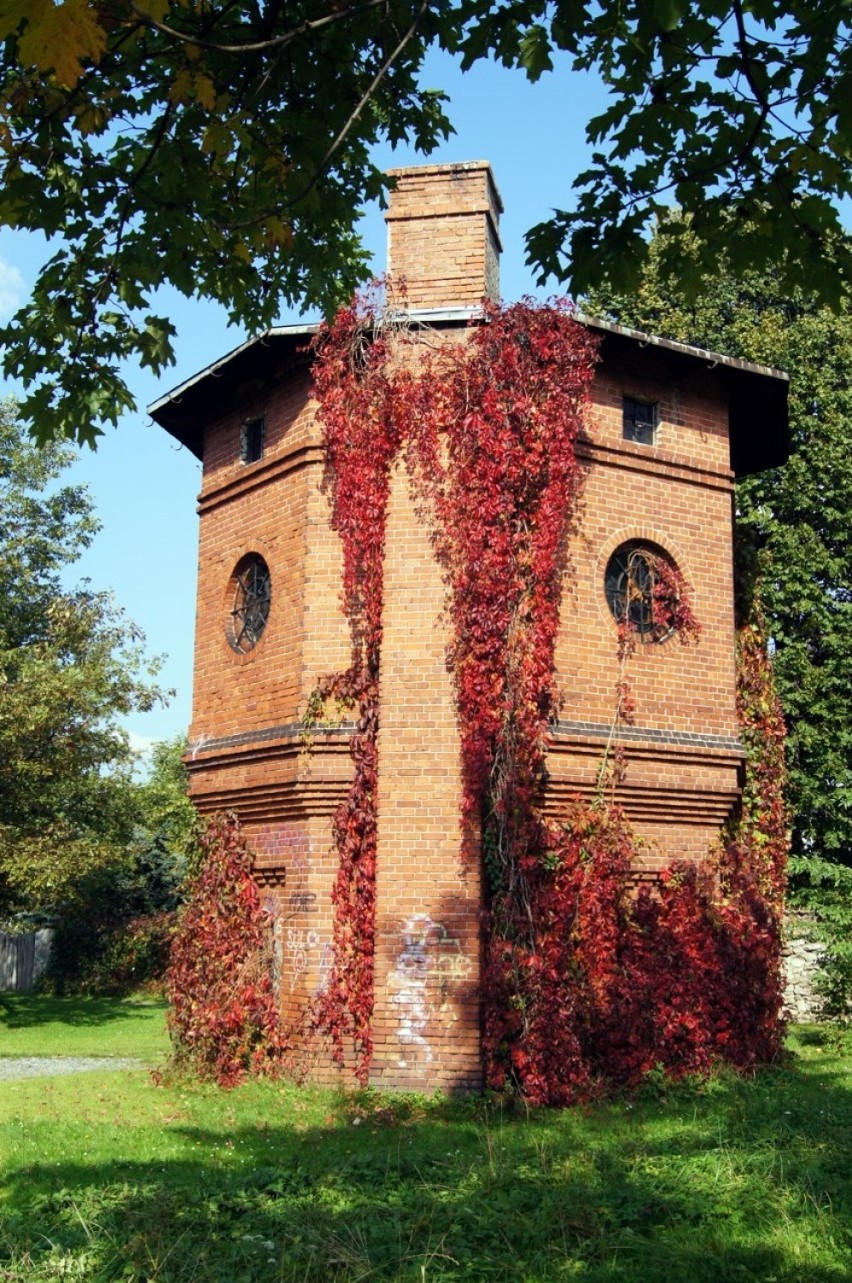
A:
0,993,169,1062
0,998,850,1281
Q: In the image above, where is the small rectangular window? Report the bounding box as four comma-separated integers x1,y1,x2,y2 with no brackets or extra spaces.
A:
240,416,265,464
622,396,658,445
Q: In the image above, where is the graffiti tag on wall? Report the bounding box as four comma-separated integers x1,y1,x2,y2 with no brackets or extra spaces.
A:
388,915,473,1068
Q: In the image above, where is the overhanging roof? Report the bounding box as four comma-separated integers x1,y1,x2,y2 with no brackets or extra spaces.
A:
147,323,319,461
577,314,789,476
148,309,789,477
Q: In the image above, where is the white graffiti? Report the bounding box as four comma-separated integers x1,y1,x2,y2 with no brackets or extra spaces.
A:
315,942,333,995
389,915,433,1067
285,925,323,992
388,915,474,1068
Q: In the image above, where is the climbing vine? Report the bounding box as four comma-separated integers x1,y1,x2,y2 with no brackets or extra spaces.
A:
308,287,788,1101
479,563,785,1104
734,605,789,903
167,812,285,1087
409,301,596,835
307,288,416,1082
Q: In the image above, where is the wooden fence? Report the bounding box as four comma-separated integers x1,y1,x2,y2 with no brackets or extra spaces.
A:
0,929,53,992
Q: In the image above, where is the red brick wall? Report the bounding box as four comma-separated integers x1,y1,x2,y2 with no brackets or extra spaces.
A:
179,164,748,1089
370,456,481,1092
548,346,743,869
184,364,354,1040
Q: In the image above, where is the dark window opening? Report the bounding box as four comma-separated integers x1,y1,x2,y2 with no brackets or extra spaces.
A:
604,541,672,642
240,416,265,464
622,396,658,445
229,553,271,652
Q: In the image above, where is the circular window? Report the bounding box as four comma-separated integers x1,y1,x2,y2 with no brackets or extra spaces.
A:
604,542,672,642
229,553,271,653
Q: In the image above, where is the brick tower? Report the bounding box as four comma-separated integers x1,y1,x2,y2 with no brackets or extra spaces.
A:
150,162,788,1091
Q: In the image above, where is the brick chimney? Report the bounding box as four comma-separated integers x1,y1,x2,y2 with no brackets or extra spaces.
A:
385,161,503,311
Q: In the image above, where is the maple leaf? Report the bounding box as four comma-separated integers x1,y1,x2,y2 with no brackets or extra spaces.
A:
167,65,194,106
1,0,108,89
192,70,216,111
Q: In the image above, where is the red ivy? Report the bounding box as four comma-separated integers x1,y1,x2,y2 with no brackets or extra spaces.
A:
166,813,285,1087
308,287,787,1103
409,299,597,834
307,287,418,1081
734,608,789,901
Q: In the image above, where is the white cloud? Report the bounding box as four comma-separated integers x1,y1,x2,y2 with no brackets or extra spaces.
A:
0,258,26,321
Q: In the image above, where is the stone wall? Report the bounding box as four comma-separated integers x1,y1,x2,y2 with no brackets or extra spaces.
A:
782,915,826,1022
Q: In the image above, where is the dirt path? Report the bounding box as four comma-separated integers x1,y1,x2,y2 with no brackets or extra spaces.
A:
0,1056,146,1080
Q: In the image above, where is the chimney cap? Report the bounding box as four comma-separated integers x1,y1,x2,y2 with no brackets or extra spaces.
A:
385,160,504,215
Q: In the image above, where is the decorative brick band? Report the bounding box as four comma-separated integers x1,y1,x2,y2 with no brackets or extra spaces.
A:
199,442,323,513
575,439,735,494
187,721,355,757
190,718,742,758
553,719,743,753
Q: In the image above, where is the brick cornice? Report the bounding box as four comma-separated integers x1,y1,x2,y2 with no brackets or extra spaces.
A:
188,720,354,758
198,442,323,513
552,719,743,756
543,779,739,827
189,776,349,821
575,437,735,493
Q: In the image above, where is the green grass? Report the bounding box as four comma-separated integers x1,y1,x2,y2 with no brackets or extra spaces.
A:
0,994,169,1062
0,1008,850,1281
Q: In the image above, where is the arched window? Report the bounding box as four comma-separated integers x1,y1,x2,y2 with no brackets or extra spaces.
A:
604,542,673,642
228,553,271,652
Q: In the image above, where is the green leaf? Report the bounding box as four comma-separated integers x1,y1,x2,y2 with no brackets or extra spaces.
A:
518,24,554,81
652,0,686,32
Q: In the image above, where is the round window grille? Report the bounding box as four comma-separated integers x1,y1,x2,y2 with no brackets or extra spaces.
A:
604,542,673,642
229,553,271,653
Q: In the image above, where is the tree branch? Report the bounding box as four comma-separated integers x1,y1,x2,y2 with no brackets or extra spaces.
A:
281,0,430,210
730,0,771,115
129,0,395,57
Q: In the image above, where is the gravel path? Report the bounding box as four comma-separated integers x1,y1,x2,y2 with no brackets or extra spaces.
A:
0,1056,146,1080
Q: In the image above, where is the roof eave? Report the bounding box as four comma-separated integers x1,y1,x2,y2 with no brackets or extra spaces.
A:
147,324,318,459
149,311,790,477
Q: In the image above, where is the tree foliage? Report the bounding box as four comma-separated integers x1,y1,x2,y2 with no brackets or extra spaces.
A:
132,734,198,884
0,398,168,919
0,0,452,446
44,737,194,994
457,1,852,302
1,1,849,445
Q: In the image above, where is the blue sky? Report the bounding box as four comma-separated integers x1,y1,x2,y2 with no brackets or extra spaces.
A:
2,49,612,758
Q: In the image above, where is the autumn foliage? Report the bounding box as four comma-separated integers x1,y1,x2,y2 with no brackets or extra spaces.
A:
166,812,285,1087
304,287,788,1102
408,300,596,832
